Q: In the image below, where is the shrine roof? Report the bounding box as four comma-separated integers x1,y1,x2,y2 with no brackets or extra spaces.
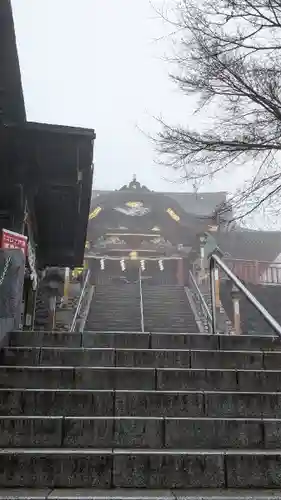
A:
92,189,228,218
215,230,281,263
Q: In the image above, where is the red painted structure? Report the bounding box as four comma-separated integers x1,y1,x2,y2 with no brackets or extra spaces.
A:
223,258,281,285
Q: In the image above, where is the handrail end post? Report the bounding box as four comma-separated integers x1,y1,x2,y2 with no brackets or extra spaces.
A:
210,257,217,334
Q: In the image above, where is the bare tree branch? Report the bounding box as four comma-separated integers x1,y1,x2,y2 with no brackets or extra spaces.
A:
154,0,281,222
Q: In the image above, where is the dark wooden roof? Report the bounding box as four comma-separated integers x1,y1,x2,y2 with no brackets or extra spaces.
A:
0,0,26,123
4,121,95,267
0,1,96,268
92,189,228,217
215,230,281,263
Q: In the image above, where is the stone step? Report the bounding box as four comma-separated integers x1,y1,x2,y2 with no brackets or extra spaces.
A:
143,323,197,328
143,311,193,315
87,320,142,325
0,416,280,450
2,347,274,369
135,290,183,293
143,293,189,300
143,296,188,300
93,302,140,305
86,324,142,328
143,290,188,298
94,291,139,294
88,314,140,318
92,298,138,302
143,292,188,300
144,319,195,323
143,317,195,322
88,307,140,311
0,366,154,390
144,306,189,310
2,366,281,392
87,327,143,333
143,293,187,296
1,489,281,500
94,294,140,298
87,316,141,320
91,304,141,308
145,329,196,333
1,389,281,418
9,331,281,351
81,333,150,349
93,301,140,305
9,331,83,348
1,448,281,488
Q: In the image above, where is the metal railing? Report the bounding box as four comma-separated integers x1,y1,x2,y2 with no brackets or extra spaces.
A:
70,269,91,332
78,284,95,333
210,253,281,337
139,268,145,333
189,270,212,332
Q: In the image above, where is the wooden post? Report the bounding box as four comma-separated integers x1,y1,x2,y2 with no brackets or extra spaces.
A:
63,267,70,306
177,258,184,286
214,267,220,308
254,260,260,284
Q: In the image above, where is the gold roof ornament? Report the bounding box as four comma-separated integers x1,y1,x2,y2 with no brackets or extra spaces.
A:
166,208,180,222
89,206,102,220
129,251,138,260
72,267,83,278
126,201,143,208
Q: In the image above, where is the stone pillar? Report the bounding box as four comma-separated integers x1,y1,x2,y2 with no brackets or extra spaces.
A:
22,278,33,330
24,283,37,331
49,295,57,331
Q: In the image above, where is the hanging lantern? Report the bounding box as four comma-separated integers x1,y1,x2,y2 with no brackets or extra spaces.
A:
158,260,164,271
100,259,105,270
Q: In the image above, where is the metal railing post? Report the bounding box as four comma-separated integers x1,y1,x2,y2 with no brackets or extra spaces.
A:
139,266,145,333
189,270,212,333
209,258,217,334
70,269,91,332
209,252,281,338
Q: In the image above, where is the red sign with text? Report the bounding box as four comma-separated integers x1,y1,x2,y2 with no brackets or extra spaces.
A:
1,229,28,256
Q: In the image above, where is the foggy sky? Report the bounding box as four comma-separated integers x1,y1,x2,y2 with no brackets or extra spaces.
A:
11,0,236,194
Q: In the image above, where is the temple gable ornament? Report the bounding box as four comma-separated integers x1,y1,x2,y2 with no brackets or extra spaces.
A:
114,201,150,217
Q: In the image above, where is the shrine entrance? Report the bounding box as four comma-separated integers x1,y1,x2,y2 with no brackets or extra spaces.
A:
87,257,185,286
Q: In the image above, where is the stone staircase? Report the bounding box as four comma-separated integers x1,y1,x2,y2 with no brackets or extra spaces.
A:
85,284,142,331
142,285,199,333
1,330,281,497
85,284,199,333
